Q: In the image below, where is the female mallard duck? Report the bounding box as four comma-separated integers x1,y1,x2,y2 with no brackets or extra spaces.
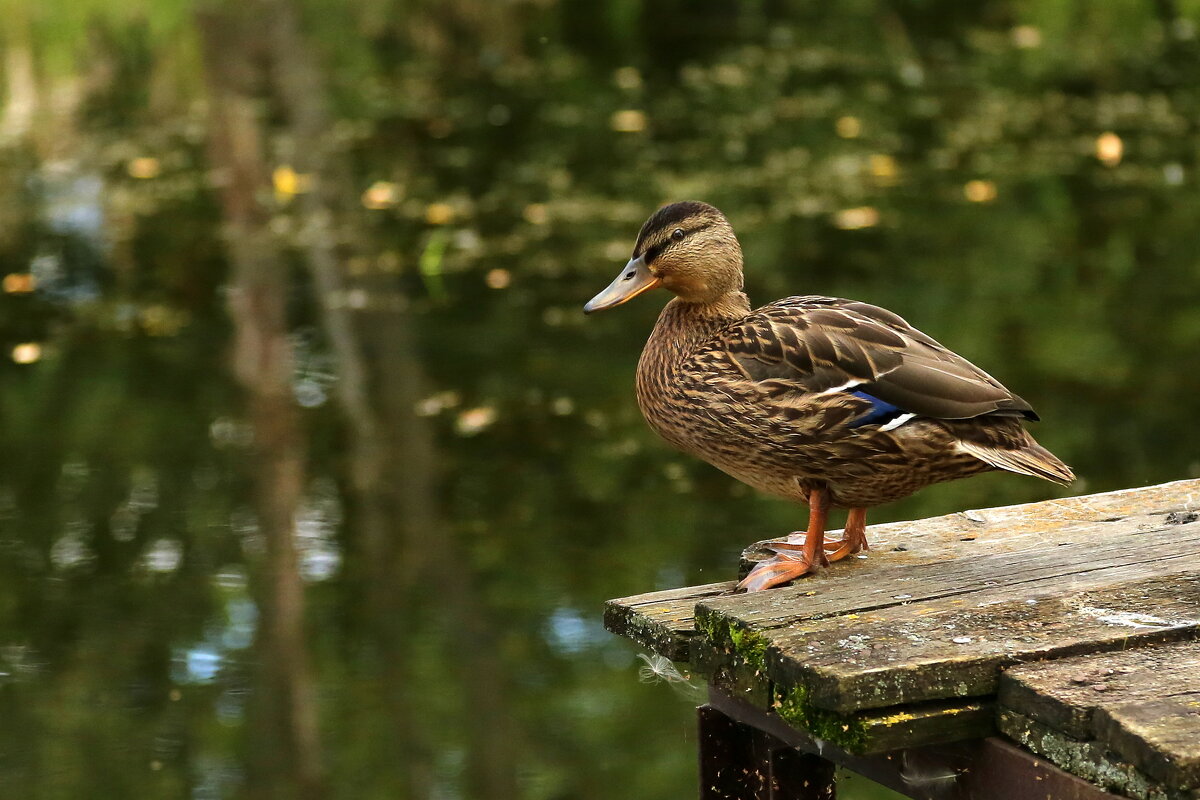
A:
585,201,1073,592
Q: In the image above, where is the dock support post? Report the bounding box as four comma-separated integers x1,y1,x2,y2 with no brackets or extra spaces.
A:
699,704,836,799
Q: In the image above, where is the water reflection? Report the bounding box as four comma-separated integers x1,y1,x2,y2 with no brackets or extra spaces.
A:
1,3,1198,799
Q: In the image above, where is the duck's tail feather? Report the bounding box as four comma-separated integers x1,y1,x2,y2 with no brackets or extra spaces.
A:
957,438,1075,486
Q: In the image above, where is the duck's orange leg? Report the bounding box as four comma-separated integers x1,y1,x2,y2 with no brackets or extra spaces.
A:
826,507,869,563
738,488,830,592
757,505,870,560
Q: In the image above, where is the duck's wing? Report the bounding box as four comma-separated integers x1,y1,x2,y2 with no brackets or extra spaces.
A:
716,296,1036,421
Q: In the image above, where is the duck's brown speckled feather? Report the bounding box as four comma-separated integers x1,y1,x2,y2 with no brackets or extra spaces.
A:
636,293,1073,509
723,296,1036,420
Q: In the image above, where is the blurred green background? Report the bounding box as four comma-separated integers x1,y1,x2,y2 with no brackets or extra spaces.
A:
1,1,1198,798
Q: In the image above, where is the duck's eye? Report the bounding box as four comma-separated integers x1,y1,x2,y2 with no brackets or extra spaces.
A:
671,228,685,242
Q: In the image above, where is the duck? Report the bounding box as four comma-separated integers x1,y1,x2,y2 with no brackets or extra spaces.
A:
584,201,1074,592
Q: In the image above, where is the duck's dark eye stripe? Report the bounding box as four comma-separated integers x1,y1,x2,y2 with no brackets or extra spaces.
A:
638,221,716,263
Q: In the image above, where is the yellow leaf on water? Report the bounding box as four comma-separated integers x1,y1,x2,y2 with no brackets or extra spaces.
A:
273,165,312,202
833,207,879,230
2,273,36,294
964,179,997,203
1096,132,1123,167
610,110,646,133
362,181,402,210
486,268,511,289
127,157,161,179
835,116,862,138
12,343,41,364
425,203,454,225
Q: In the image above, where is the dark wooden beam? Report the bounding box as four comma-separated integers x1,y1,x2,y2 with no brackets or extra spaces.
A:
707,689,1118,800
699,705,837,800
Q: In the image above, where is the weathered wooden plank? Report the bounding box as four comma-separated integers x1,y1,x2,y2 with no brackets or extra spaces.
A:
1000,641,1200,793
692,518,1200,711
603,581,733,661
765,570,1200,714
607,480,1200,660
693,629,996,753
1000,641,1200,741
708,517,1200,637
605,480,1200,755
762,682,992,753
852,698,994,753
1101,696,1200,792
998,709,1188,800
742,478,1200,572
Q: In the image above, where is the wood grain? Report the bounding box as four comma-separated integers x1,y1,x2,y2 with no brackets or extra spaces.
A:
1000,641,1200,794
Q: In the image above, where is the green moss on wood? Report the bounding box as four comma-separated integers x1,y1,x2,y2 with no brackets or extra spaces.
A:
693,608,719,643
728,625,769,672
774,683,868,753
696,608,868,752
695,609,770,672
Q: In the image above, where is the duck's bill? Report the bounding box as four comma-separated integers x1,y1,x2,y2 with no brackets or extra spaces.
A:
583,255,662,314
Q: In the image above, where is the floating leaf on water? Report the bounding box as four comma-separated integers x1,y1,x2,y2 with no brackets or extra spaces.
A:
456,406,497,436
613,66,642,90
869,154,899,184
2,273,36,293
713,64,746,87
415,390,461,417
522,203,549,225
610,109,646,133
833,206,879,230
425,203,454,225
1011,25,1042,49
127,157,161,179
362,181,402,209
835,116,862,138
964,179,997,203
486,268,511,289
11,343,41,364
1095,132,1123,166
272,165,311,203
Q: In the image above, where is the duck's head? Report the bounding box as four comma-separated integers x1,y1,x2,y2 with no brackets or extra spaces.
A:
584,201,743,313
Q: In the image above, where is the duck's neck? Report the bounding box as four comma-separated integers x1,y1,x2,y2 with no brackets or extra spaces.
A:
644,292,752,366
635,292,750,450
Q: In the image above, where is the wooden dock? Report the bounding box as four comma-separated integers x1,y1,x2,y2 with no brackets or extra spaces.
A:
605,479,1200,799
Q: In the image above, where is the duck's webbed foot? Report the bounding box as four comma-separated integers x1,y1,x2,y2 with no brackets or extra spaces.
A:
825,507,870,563
737,551,821,592
738,488,831,592
758,537,845,554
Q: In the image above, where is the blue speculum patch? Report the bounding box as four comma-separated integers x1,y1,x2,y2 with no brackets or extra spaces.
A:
846,390,908,428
